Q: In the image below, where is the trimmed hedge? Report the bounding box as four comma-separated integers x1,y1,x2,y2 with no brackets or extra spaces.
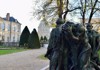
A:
19,26,30,47
28,29,40,49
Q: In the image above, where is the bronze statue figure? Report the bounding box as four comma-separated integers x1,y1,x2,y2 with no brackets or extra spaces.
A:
45,20,100,70
45,18,64,70
86,23,100,69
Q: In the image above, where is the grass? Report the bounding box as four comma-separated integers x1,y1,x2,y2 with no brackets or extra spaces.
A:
0,49,27,55
98,51,100,58
38,54,48,60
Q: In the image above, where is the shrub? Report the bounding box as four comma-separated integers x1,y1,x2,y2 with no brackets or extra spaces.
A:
28,29,40,49
19,26,30,47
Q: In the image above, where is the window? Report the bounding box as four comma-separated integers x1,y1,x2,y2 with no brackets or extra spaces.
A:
8,24,10,31
13,36,15,42
14,27,16,31
17,35,20,42
17,25,20,32
1,23,5,31
7,37,9,42
2,36,4,41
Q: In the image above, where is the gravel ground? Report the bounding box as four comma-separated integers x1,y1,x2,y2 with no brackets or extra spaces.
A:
0,47,49,70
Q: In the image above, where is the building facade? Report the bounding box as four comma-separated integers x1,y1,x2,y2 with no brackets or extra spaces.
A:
80,18,100,32
38,18,50,40
0,13,21,46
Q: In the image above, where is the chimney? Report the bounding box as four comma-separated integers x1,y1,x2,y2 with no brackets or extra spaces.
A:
6,13,10,21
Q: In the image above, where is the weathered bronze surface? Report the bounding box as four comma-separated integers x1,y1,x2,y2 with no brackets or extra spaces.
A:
45,19,100,70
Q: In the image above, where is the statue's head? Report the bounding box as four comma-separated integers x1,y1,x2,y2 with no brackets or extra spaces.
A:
56,18,64,25
62,21,74,33
74,24,85,37
86,23,93,31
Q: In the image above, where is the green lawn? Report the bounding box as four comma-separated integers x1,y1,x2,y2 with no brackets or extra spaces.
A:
0,49,27,55
38,54,48,60
98,51,100,58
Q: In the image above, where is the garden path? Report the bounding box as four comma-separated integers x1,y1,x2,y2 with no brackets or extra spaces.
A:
0,47,49,70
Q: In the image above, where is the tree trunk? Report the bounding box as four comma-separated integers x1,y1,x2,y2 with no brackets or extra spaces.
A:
88,0,98,23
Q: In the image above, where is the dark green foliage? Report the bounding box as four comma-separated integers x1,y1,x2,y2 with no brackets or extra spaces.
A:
40,36,44,47
28,28,40,49
40,36,44,41
40,36,44,43
19,26,30,47
28,30,34,48
44,36,48,42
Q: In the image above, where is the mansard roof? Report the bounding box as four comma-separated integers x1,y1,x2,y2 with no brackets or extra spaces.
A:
3,17,21,24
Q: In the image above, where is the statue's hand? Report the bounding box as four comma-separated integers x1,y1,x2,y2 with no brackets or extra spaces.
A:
66,26,79,40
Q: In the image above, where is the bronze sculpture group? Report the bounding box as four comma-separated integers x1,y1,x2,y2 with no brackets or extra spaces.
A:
45,18,100,70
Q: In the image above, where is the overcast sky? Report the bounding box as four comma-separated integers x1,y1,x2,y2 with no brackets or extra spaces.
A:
0,0,40,32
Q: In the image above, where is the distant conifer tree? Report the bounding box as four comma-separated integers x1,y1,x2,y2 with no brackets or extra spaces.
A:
44,36,48,42
40,36,44,41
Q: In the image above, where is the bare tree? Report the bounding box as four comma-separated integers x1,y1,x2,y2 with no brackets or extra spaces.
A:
33,0,81,24
33,0,100,25
75,0,100,25
88,0,99,23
